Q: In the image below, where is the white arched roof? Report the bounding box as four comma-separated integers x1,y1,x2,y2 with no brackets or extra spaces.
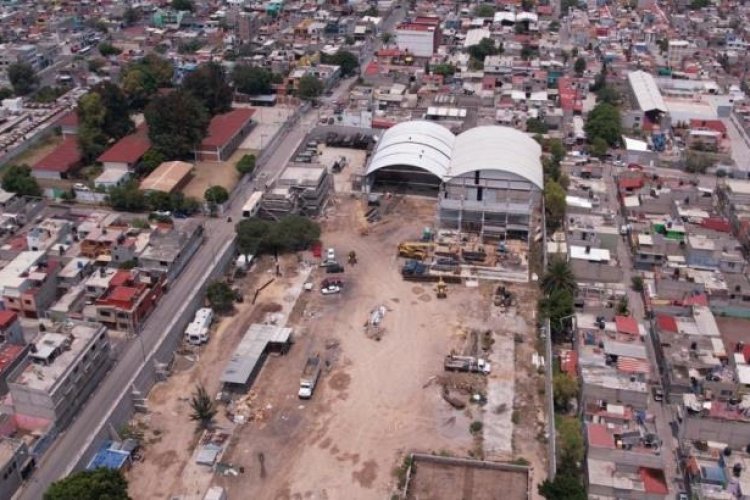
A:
367,122,543,189
449,126,543,188
367,121,455,179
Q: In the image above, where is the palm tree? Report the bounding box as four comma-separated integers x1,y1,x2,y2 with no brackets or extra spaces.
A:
189,384,217,430
541,257,577,296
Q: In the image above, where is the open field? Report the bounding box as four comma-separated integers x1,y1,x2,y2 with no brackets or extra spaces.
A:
182,150,244,201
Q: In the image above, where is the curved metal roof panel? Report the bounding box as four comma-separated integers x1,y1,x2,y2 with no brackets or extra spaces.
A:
449,126,543,188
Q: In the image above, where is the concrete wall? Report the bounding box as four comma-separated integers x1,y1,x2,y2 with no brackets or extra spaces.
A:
581,381,649,410
587,446,665,469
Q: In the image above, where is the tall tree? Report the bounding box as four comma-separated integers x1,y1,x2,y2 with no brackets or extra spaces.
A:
8,62,38,96
206,281,235,314
171,0,194,11
145,90,209,159
232,65,273,95
93,82,133,139
574,57,586,76
297,75,323,101
121,54,174,109
182,62,233,115
544,179,566,232
541,258,577,295
584,102,622,147
189,384,217,429
44,468,129,500
77,83,133,162
204,185,229,205
2,165,41,197
321,50,360,77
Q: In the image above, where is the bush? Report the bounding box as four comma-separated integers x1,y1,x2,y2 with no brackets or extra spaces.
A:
469,421,483,434
206,281,234,314
631,276,644,292
236,154,256,175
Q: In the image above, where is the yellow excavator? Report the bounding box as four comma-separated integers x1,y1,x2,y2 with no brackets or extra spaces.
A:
398,242,433,260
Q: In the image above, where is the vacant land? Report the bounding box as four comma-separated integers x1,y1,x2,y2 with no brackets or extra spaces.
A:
406,455,529,500
182,149,244,201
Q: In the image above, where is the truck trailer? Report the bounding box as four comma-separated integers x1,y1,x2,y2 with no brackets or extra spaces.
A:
444,355,492,374
298,356,322,399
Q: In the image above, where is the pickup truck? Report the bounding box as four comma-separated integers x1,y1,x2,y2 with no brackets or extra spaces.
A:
444,355,492,374
298,356,322,399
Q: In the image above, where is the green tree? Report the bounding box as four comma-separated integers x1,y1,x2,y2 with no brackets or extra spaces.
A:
171,0,194,11
589,136,609,158
189,384,217,429
553,373,579,412
631,276,644,292
584,102,622,147
182,61,233,116
541,258,578,296
236,154,256,175
297,75,323,101
8,62,38,96
145,90,209,159
573,57,586,76
122,54,174,109
93,82,133,139
321,50,360,77
145,190,172,212
236,217,271,258
431,63,456,77
527,118,548,134
538,469,586,499
265,215,321,252
77,83,134,162
206,281,235,314
544,179,566,232
556,416,585,464
1,165,41,197
468,38,499,62
232,64,273,95
123,7,141,26
539,289,574,341
549,139,566,164
204,185,229,204
0,87,13,100
616,296,629,315
596,85,620,105
139,149,165,174
473,3,495,16
107,180,146,212
98,42,122,57
380,32,394,45
45,468,129,500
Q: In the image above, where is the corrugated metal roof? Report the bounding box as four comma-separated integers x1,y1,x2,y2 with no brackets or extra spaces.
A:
627,70,667,113
220,324,292,386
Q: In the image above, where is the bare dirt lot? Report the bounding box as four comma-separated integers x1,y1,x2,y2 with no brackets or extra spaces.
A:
406,456,529,500
182,149,245,201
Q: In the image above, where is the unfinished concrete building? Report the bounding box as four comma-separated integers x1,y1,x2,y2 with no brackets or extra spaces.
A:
260,163,333,219
365,121,543,240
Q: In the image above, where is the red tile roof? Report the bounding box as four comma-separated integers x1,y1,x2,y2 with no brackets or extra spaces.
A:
0,310,18,330
615,315,639,336
200,108,256,149
110,270,132,288
690,119,727,135
56,110,79,128
108,286,139,304
700,217,731,233
0,344,26,374
97,124,150,164
364,62,379,76
618,176,645,191
683,293,708,306
639,467,669,494
34,136,82,172
656,315,678,333
587,423,615,449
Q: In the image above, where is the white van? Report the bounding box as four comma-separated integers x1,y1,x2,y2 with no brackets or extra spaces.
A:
185,308,214,345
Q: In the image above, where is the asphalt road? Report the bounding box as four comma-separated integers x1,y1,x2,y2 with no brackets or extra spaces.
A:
17,76,348,499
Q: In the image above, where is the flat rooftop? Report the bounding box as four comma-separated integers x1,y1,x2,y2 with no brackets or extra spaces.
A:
11,323,103,393
0,438,22,465
406,454,529,500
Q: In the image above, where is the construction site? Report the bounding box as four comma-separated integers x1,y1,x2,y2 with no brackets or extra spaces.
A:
119,121,547,499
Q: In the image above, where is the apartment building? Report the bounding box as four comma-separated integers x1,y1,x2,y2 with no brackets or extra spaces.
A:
7,322,112,431
93,270,164,333
0,251,59,319
0,438,33,500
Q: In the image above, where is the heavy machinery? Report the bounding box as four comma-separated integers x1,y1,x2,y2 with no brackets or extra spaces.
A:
398,241,432,260
435,277,447,299
444,355,491,374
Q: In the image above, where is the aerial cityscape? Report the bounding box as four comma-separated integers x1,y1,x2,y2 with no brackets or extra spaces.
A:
0,0,748,498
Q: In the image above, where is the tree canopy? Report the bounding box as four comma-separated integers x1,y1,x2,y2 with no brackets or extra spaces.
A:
77,82,134,163
297,75,323,101
321,50,360,77
2,165,41,197
145,90,209,159
206,281,234,314
121,54,174,109
544,179,566,232
44,468,129,500
235,215,320,256
8,62,38,96
235,154,256,175
468,38,499,62
171,0,194,11
189,384,217,429
473,3,496,16
584,102,622,147
232,65,273,95
98,42,122,57
182,62,233,116
541,258,577,296
573,57,586,76
553,373,579,412
204,185,229,204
